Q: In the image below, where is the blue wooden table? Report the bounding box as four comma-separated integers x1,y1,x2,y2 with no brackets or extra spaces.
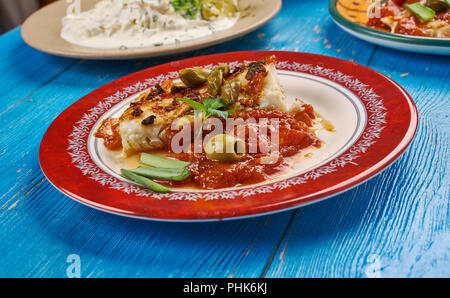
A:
0,0,448,278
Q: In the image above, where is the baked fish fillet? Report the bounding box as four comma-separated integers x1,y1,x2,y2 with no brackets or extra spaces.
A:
95,55,301,155
118,81,194,154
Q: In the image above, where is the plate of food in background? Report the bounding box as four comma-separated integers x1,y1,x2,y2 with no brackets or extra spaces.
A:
21,0,281,59
39,51,417,221
329,0,450,55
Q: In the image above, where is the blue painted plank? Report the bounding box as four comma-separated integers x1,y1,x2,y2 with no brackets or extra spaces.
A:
264,46,450,277
0,28,78,113
0,176,294,277
0,0,377,278
3,0,446,278
0,22,303,280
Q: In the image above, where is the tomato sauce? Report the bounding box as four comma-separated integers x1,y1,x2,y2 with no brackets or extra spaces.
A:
367,0,450,37
94,118,122,150
166,108,321,189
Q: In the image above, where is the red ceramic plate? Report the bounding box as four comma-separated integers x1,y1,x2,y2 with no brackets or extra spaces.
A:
39,51,418,222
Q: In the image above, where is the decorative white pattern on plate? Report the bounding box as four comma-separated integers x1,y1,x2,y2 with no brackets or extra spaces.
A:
67,61,387,201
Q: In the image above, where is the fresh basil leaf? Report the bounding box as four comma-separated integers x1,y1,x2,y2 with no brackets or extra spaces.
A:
226,106,241,115
207,108,229,119
203,97,230,110
177,96,234,132
176,97,206,112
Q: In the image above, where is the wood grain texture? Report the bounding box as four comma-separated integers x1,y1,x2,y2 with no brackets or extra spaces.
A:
0,0,448,277
264,47,450,278
0,28,77,117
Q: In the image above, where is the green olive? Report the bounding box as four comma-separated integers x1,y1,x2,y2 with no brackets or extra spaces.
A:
206,68,223,96
204,134,246,162
215,64,230,77
221,78,241,104
178,68,211,87
201,0,238,20
206,64,231,96
425,0,449,13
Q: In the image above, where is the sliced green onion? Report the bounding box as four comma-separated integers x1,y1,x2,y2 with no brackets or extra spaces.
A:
121,169,171,193
404,3,436,21
140,153,190,169
130,166,191,181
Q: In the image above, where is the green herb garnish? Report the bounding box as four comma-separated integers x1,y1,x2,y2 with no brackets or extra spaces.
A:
404,3,436,21
121,154,192,193
170,0,200,19
176,97,240,137
130,166,191,181
140,153,191,169
121,169,171,193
